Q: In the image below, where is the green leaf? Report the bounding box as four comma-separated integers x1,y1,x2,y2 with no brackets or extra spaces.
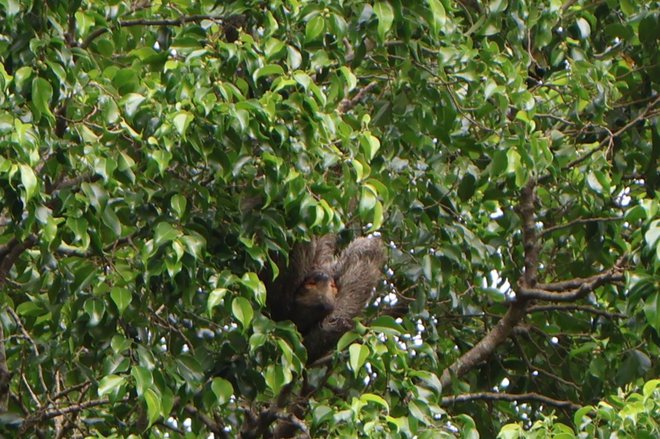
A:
359,184,378,214
337,331,360,351
31,77,54,121
497,423,524,439
642,379,660,398
206,288,228,317
73,262,98,294
19,164,38,203
211,377,234,405
171,194,187,218
98,374,126,397
253,64,285,82
348,343,369,377
111,335,131,354
144,388,161,427
361,393,389,412
491,150,508,176
426,0,446,35
265,364,292,394
181,233,206,259
369,200,383,231
644,293,660,333
489,0,508,14
121,93,145,118
644,219,660,249
620,0,634,16
576,18,591,39
339,66,357,90
374,2,394,42
102,205,122,237
131,366,153,397
101,96,120,124
458,173,476,201
305,15,325,42
240,272,266,307
360,132,381,161
84,298,105,327
232,296,254,328
110,287,132,315
154,222,180,247
370,316,404,335
173,111,194,137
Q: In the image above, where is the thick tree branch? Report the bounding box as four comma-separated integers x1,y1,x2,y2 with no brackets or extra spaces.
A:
519,181,540,287
440,302,529,389
442,391,580,411
183,404,229,438
440,182,538,389
239,383,298,439
0,236,37,281
517,264,624,302
535,263,625,292
338,81,378,114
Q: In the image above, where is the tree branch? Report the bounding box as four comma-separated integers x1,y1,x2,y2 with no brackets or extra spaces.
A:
535,263,625,292
42,397,128,419
441,391,580,411
239,383,296,439
540,216,623,237
21,396,130,431
81,14,225,49
519,181,540,287
440,182,538,389
183,404,229,438
0,236,37,281
6,307,49,399
528,304,626,319
338,81,378,114
0,317,9,411
517,264,624,302
539,94,660,183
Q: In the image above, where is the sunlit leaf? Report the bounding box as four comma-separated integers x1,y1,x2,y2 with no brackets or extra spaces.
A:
18,164,37,203
232,296,254,328
374,2,394,42
348,343,369,377
110,287,132,315
31,77,54,121
212,377,234,405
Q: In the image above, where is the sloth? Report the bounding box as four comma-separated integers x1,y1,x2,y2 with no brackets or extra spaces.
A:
263,235,385,357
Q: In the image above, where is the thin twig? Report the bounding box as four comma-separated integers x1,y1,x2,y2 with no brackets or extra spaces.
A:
528,304,626,319
0,318,9,411
81,14,225,49
442,391,580,411
540,216,623,237
540,95,660,182
338,81,378,114
6,307,49,396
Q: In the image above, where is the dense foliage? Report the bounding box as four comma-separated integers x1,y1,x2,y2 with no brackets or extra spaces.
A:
0,0,658,437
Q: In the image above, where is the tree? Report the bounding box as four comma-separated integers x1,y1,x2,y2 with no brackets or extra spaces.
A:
0,0,658,437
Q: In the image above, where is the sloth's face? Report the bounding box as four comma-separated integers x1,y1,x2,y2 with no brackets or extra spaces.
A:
296,271,337,314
